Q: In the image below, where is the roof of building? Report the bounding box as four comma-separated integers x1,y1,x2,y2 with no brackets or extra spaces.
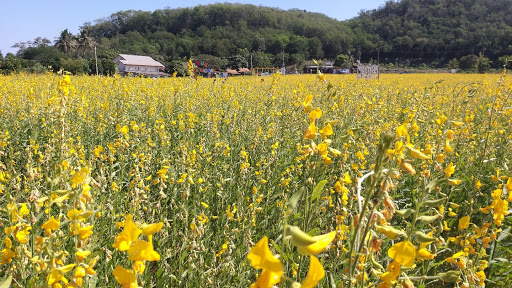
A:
115,54,164,68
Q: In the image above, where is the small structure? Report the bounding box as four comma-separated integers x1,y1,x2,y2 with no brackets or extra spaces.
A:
252,67,279,76
114,54,168,77
305,60,335,74
238,68,251,75
226,69,239,75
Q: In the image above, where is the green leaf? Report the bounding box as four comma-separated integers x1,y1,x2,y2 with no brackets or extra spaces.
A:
311,180,328,201
497,226,510,242
288,187,304,209
0,275,12,288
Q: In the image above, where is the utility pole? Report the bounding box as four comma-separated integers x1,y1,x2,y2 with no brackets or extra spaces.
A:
377,49,380,81
250,52,253,75
282,51,285,74
94,45,98,75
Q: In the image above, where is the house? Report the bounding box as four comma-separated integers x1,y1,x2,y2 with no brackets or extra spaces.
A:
114,54,168,77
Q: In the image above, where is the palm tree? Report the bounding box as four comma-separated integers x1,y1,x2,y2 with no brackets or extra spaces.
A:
77,28,96,57
55,29,77,56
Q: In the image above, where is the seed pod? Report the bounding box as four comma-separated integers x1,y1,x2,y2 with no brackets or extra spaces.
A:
414,231,437,243
375,224,406,240
288,225,316,247
417,214,440,225
395,208,415,218
423,198,447,207
438,271,461,282
407,146,431,160
369,253,384,271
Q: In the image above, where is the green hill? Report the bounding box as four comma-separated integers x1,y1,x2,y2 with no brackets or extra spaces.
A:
349,0,512,67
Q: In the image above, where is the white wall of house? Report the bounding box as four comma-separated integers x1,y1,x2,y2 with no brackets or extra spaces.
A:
123,65,160,72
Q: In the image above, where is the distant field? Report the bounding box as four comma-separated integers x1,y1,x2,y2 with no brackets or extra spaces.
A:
0,72,510,287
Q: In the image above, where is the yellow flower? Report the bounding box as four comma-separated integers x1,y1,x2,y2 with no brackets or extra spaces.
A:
15,225,31,244
343,172,352,184
141,222,163,236
458,216,470,230
85,256,99,275
112,265,138,288
445,140,453,153
19,203,30,217
380,260,401,285
476,270,486,286
47,269,65,285
113,215,142,251
296,231,336,255
388,241,416,267
416,248,435,260
435,114,447,125
247,236,283,288
304,122,317,140
400,161,416,176
319,123,333,139
1,237,16,264
74,266,86,278
444,162,455,178
70,167,89,187
308,108,322,122
303,94,313,108
127,235,161,262
78,225,94,240
67,208,87,221
120,125,129,135
41,216,60,231
76,250,91,261
301,256,325,288
448,179,461,185
443,221,451,231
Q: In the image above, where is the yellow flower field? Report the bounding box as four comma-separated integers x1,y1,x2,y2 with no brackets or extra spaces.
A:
0,71,511,287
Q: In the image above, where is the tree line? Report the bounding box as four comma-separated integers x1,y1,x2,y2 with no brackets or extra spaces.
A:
1,1,511,75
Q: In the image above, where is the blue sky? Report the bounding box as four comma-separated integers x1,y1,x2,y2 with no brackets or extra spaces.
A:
0,0,387,56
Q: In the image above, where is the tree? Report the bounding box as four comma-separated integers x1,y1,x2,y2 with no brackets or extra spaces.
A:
230,48,249,68
55,29,77,55
477,53,491,73
0,53,22,74
77,28,96,57
252,51,271,67
447,58,459,70
0,50,3,60
459,55,479,71
101,59,117,75
334,54,349,67
498,55,511,69
60,58,88,74
21,46,64,70
169,60,187,76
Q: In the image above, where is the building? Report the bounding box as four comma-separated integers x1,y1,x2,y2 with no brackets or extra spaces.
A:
114,54,168,77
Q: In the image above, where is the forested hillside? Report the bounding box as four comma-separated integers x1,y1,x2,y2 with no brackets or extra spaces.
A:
349,0,512,66
2,0,512,74
86,4,352,68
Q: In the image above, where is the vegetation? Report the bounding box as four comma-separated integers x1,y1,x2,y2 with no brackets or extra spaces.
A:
0,71,511,287
2,1,512,75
